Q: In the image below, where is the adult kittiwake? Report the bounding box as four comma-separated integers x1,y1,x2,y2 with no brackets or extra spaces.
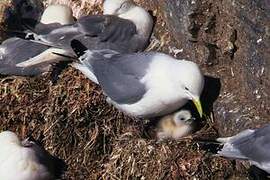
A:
69,39,204,118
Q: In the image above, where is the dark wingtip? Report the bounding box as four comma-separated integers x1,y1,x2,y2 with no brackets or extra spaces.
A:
51,155,68,179
194,139,223,154
70,39,88,57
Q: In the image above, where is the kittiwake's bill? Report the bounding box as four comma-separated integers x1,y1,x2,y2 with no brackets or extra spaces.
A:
69,39,204,118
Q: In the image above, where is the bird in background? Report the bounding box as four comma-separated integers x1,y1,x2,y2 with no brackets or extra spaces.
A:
157,109,197,140
0,131,66,180
0,4,75,76
217,124,270,174
199,124,270,175
68,39,204,118
16,0,154,76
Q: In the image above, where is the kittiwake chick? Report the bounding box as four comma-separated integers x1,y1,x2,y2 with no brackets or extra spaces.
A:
157,109,196,140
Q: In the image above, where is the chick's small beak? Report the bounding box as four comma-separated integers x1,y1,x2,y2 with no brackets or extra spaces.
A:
192,98,203,118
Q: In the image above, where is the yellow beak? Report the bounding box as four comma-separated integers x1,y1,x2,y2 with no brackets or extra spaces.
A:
192,98,203,118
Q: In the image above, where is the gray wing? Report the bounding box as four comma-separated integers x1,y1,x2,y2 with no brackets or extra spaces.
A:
33,25,80,49
75,15,142,53
0,37,50,76
77,15,137,43
32,15,138,52
233,124,270,163
33,23,66,35
87,52,154,104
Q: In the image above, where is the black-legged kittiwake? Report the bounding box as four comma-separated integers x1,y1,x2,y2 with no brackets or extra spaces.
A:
157,109,196,140
69,39,204,118
0,4,75,76
16,0,154,74
0,131,66,180
216,124,270,174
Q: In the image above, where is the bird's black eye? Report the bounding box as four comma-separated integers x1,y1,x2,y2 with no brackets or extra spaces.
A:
180,117,185,121
120,2,129,9
185,87,189,91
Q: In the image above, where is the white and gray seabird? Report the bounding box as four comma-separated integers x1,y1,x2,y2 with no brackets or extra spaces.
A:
217,124,270,174
0,131,66,180
16,0,154,75
0,4,75,76
69,39,204,118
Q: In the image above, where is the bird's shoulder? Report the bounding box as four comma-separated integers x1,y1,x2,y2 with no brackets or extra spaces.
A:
93,52,155,77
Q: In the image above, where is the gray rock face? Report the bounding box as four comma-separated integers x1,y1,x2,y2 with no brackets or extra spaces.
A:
142,0,270,136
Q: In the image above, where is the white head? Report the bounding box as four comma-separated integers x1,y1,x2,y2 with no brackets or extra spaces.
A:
103,0,136,15
40,4,75,25
175,60,205,117
103,0,153,37
173,110,194,126
0,131,21,146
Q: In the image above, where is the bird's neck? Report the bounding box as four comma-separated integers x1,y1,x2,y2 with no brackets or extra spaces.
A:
118,6,153,37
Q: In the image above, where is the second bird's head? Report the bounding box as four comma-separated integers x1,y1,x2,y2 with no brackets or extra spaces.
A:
103,0,136,15
40,4,75,25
